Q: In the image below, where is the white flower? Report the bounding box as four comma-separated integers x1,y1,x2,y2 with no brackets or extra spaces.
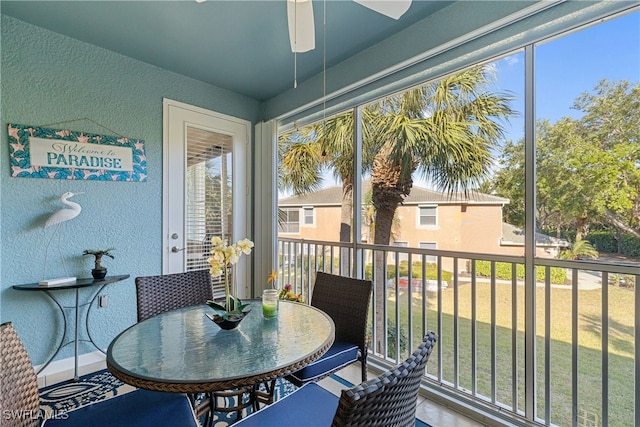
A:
225,246,240,265
207,236,254,314
207,236,254,274
211,236,226,250
237,238,254,255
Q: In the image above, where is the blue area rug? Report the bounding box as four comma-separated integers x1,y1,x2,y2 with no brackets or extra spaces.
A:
40,370,431,426
40,369,130,414
39,369,297,426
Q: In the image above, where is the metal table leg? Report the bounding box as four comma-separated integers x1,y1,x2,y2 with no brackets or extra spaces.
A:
36,291,68,376
40,285,108,381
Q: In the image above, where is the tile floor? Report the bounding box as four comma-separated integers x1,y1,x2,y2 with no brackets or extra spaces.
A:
318,364,487,427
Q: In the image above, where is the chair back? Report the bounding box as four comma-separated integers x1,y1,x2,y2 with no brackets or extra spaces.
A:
311,272,372,357
0,322,41,427
332,331,438,427
136,269,214,322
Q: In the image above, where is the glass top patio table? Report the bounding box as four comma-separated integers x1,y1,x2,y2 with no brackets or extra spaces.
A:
106,300,335,393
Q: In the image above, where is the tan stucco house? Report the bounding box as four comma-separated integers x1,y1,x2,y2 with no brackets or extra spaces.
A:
279,183,568,259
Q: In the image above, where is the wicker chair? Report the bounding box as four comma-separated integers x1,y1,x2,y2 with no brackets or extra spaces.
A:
0,322,198,427
136,269,253,425
235,332,438,427
135,269,214,322
286,271,373,387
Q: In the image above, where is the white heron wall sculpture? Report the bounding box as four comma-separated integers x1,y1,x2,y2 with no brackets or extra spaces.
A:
43,192,83,281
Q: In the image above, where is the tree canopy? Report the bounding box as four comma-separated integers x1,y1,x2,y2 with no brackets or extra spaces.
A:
491,79,640,242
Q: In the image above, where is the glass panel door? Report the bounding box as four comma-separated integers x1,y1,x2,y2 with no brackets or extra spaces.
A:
185,127,233,297
185,127,233,271
163,99,251,298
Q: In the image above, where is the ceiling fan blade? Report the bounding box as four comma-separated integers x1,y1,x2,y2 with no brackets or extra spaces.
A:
353,0,412,20
287,0,315,53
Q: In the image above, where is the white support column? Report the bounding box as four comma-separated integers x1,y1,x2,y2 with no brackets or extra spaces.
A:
352,106,363,278
253,121,278,296
523,44,537,421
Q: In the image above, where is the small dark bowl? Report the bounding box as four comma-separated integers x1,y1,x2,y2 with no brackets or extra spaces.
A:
206,310,250,330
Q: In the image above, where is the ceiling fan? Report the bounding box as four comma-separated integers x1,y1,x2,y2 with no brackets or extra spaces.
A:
287,0,412,53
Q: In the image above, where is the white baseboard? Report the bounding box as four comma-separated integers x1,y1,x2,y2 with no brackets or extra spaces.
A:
36,351,107,388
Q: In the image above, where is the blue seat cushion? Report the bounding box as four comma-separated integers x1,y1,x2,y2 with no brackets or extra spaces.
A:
235,383,338,426
288,340,359,383
43,389,198,427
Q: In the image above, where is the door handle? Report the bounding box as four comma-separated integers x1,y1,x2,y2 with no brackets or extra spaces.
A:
171,246,185,253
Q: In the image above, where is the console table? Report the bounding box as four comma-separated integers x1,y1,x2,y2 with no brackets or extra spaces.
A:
13,274,130,380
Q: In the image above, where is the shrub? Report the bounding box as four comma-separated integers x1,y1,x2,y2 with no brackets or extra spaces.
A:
539,266,568,284
386,321,408,359
365,261,453,283
474,261,566,284
586,231,618,253
609,274,636,288
474,261,519,279
368,321,407,360
621,234,640,257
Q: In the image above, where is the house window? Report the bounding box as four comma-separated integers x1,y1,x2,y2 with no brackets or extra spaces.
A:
419,242,437,263
279,209,300,233
419,206,437,226
394,241,409,262
303,207,314,225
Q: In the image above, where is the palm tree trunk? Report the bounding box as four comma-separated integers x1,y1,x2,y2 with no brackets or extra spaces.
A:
576,213,588,241
340,179,353,243
371,203,399,354
369,144,414,355
372,250,386,354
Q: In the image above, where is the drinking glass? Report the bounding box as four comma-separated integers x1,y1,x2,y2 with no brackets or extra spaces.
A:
262,289,279,318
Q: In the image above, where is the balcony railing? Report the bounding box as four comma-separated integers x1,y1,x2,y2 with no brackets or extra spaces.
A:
277,236,639,427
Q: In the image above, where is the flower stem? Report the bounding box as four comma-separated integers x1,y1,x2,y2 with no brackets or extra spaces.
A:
225,268,230,312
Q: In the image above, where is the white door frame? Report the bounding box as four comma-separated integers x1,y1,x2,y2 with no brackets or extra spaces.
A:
162,98,252,295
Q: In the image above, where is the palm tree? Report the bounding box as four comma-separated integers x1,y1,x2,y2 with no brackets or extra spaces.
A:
368,66,514,245
279,65,514,352
279,111,377,244
365,66,514,353
279,114,359,273
558,239,599,260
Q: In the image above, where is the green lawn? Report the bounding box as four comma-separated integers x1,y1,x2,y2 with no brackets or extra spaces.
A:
387,282,635,426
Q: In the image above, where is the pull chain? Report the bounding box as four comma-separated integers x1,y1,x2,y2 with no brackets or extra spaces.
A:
293,0,298,88
322,0,326,123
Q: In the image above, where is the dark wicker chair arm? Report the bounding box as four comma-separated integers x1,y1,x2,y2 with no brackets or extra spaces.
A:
234,332,438,427
332,331,438,427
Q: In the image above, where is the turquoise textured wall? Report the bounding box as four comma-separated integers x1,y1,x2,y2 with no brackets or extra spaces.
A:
0,15,260,365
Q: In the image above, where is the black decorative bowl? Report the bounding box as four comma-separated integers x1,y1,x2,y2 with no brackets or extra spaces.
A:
206,311,250,330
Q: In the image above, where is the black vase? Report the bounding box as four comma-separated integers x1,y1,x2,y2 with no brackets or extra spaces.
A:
92,269,107,280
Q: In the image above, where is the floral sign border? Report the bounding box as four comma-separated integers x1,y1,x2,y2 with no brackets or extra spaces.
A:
7,123,147,181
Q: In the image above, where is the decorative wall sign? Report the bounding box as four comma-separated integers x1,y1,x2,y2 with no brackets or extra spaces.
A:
8,123,147,181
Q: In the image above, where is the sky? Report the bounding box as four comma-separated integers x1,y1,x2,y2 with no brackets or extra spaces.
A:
494,9,640,144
